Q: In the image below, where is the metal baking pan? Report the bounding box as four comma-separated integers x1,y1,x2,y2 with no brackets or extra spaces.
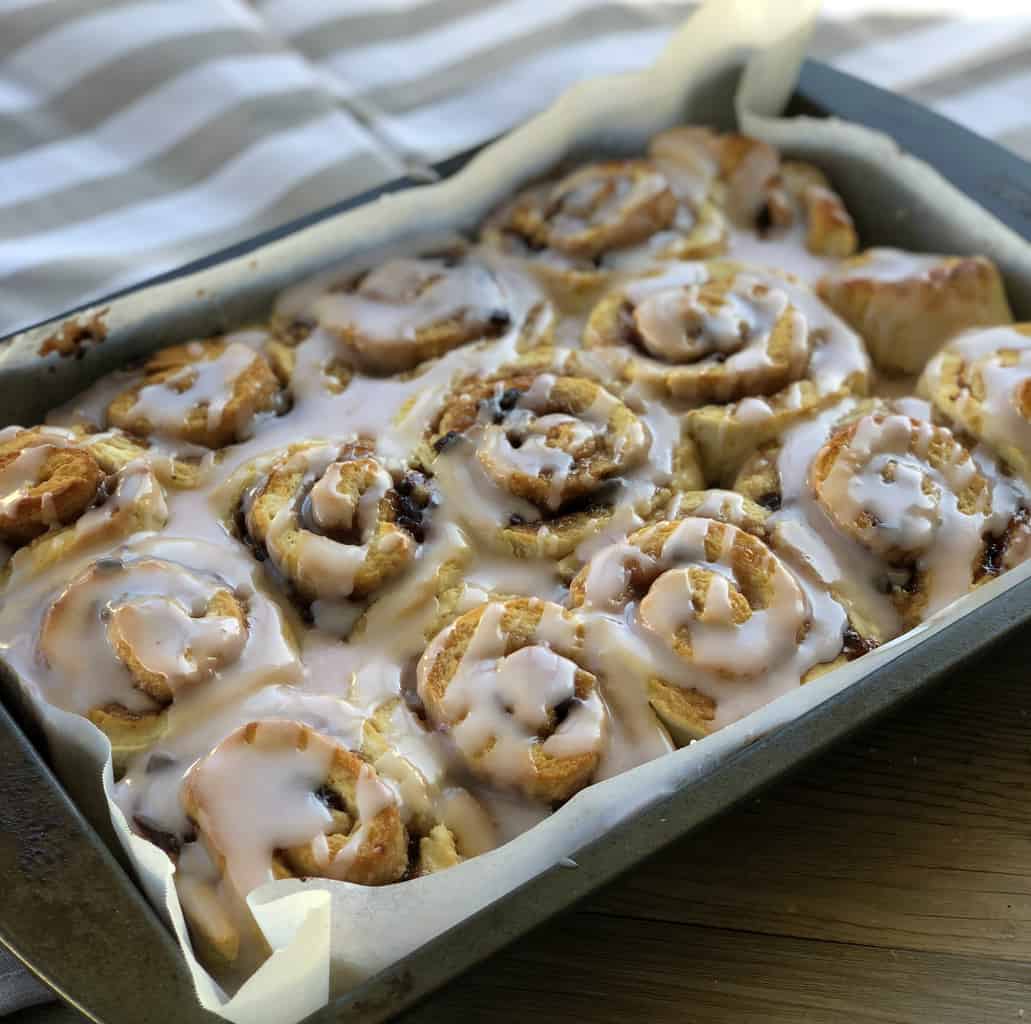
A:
2,59,1030,1024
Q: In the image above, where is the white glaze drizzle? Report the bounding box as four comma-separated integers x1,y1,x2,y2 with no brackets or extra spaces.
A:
128,336,261,436
575,516,846,731
922,325,1031,462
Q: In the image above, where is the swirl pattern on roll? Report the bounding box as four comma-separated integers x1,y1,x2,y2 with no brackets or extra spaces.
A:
568,515,847,742
0,427,105,543
183,719,407,902
272,250,555,375
242,440,430,605
481,156,726,303
584,261,870,483
651,128,857,258
810,412,1024,624
920,324,1031,484
30,538,299,765
107,333,285,449
39,554,248,756
425,371,654,558
586,262,810,402
417,597,608,802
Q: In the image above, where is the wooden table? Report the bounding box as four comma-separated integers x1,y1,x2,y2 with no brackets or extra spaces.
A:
404,630,1031,1024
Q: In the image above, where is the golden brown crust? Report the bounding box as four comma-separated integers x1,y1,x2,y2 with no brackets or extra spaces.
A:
107,338,284,448
660,488,771,537
5,463,169,586
584,263,810,403
480,158,727,311
432,374,646,508
809,412,997,628
568,517,843,743
242,440,427,606
417,598,606,802
651,129,857,257
775,161,858,258
0,428,105,543
918,323,1031,484
423,371,677,560
812,415,992,563
816,250,1013,374
582,261,870,484
39,556,248,768
275,252,555,375
183,720,409,889
506,160,679,260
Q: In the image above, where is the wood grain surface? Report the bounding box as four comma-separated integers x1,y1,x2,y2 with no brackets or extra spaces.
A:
401,627,1031,1024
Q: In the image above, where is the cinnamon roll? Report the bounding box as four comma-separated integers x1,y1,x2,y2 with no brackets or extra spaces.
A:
735,404,1029,636
584,261,871,483
652,128,857,259
272,250,555,375
0,427,105,543
240,440,430,612
179,719,406,962
424,371,687,560
761,159,858,259
919,324,1031,483
7,461,169,584
107,333,286,448
586,261,808,402
37,549,261,766
568,516,848,743
0,426,170,584
816,249,1013,374
417,598,608,802
481,157,726,308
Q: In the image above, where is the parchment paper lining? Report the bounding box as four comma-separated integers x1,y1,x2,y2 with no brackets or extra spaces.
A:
7,2,1031,1022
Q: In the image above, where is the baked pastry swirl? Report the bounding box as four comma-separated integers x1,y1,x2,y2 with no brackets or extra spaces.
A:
424,371,681,560
38,552,249,765
417,597,608,802
481,155,726,308
6,462,169,586
816,249,1013,374
0,426,105,543
736,404,1030,637
586,261,809,402
919,324,1031,483
184,719,407,886
272,251,555,375
584,262,870,482
180,719,406,963
654,128,858,259
240,440,430,610
0,426,172,585
107,333,285,448
568,515,848,743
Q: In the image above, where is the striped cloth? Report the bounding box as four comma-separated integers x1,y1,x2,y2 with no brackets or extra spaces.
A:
0,0,1029,339
0,0,1029,338
0,0,1029,1013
